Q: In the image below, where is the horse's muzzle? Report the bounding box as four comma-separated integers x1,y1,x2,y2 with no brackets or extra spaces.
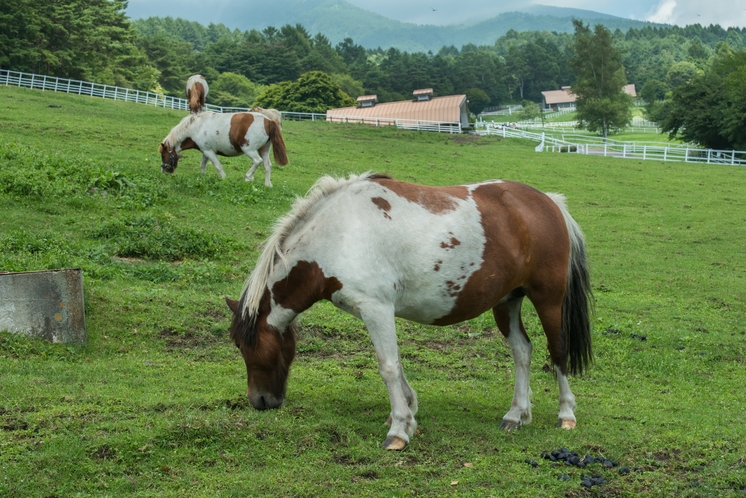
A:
249,392,285,411
161,164,175,174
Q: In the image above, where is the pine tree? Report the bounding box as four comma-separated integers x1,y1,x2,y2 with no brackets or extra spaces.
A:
569,20,632,139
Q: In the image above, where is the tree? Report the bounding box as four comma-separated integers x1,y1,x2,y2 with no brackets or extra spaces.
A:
254,71,356,113
658,49,746,150
516,100,545,128
465,88,490,115
569,20,633,138
1,0,154,87
210,72,264,107
666,61,698,89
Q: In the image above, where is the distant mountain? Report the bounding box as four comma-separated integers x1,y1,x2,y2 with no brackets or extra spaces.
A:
127,0,666,52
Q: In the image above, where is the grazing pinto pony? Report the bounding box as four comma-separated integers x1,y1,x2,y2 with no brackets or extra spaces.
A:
251,107,283,128
158,112,288,186
185,75,209,113
225,173,593,450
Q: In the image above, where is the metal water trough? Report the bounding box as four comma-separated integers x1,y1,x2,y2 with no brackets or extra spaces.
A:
0,268,86,344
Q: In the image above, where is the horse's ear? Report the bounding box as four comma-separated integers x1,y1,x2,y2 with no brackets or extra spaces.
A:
225,297,239,314
158,143,164,153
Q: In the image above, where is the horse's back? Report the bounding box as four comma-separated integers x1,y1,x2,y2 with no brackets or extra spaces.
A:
283,176,569,324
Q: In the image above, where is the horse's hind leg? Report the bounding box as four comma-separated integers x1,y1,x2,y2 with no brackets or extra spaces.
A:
360,304,417,450
258,143,273,188
530,291,577,429
493,295,533,430
200,154,209,174
243,150,267,185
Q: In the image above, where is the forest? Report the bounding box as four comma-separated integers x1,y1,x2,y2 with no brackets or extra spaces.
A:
1,0,746,147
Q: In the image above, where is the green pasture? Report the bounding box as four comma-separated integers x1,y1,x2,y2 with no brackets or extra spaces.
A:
1,86,745,497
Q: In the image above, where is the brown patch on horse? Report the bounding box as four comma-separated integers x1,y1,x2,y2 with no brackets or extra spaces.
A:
181,137,201,151
440,235,461,249
433,181,569,326
271,261,343,314
229,113,255,152
371,177,468,214
371,197,392,219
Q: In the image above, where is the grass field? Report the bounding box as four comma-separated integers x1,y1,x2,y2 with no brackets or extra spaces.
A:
1,85,745,497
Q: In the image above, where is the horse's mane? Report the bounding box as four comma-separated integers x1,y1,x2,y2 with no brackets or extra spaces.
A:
163,113,205,146
239,172,389,318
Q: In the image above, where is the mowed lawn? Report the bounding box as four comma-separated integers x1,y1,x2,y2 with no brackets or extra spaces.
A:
1,85,745,497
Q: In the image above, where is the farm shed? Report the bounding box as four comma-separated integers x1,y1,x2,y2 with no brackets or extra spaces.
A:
326,89,469,132
541,84,637,111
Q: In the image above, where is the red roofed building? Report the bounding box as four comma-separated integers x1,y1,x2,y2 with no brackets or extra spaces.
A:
541,84,636,111
327,89,469,131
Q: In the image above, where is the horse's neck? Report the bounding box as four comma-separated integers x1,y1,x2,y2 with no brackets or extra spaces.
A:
171,119,194,150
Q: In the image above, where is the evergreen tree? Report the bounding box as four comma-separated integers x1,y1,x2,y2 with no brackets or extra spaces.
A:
569,20,632,138
255,71,356,113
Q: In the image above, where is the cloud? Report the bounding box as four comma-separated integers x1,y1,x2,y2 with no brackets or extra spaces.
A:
646,0,677,24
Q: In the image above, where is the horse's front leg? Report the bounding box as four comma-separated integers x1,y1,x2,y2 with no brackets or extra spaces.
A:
361,305,417,450
258,143,273,188
202,150,226,179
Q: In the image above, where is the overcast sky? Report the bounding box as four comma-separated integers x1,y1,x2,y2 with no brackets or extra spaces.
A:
352,0,746,28
126,0,746,29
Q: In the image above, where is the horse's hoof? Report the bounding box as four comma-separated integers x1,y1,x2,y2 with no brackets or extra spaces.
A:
384,416,392,426
499,419,521,431
382,436,407,451
557,418,576,430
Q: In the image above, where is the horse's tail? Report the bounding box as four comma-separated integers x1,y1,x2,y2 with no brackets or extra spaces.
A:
187,80,207,113
267,119,289,166
547,193,593,376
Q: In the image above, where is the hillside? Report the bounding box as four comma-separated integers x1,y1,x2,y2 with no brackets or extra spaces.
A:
127,0,665,52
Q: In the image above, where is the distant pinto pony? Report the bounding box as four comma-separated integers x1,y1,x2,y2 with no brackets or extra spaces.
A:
225,173,593,450
251,107,282,128
185,75,209,113
158,111,288,186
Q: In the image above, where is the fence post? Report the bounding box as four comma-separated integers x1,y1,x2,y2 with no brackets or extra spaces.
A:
663,147,667,162
685,148,688,162
643,146,646,161
623,143,626,158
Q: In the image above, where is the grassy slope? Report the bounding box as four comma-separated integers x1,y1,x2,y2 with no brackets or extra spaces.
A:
1,86,745,497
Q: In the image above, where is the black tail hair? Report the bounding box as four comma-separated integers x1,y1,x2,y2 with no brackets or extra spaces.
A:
562,223,593,376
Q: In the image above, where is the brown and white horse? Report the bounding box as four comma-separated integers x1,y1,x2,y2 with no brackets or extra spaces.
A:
158,111,288,186
225,173,592,450
185,75,208,113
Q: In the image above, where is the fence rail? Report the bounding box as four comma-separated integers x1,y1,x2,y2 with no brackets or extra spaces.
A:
475,126,746,166
1,69,462,134
325,114,460,133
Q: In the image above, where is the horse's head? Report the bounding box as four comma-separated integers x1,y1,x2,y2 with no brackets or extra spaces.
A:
225,296,297,410
158,142,180,174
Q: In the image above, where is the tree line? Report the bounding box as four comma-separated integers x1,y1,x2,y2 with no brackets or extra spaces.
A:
1,0,745,148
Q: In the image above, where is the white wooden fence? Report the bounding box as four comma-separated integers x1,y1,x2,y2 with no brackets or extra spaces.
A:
475,126,746,166
0,69,461,134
